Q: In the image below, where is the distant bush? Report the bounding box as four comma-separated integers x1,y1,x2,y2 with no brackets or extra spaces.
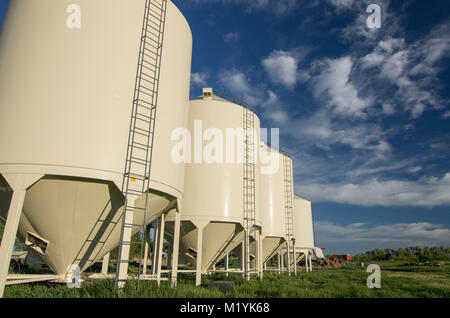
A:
352,246,449,262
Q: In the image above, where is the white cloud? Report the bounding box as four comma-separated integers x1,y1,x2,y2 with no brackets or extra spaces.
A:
315,221,450,254
268,110,289,124
295,173,450,207
262,50,298,88
382,103,395,115
313,57,371,118
191,72,209,87
223,32,239,42
216,69,274,107
360,28,450,118
442,111,450,119
262,47,311,88
328,0,355,10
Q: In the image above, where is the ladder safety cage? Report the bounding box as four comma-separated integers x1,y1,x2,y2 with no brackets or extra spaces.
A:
115,0,168,291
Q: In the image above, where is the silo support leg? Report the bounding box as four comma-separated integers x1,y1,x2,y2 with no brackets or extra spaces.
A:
293,243,297,276
102,253,110,275
156,213,166,287
305,253,309,273
277,252,281,275
309,251,313,272
195,225,203,286
171,211,181,288
192,221,207,287
142,242,149,275
257,229,263,280
0,174,42,298
225,253,229,277
152,220,160,275
240,241,245,278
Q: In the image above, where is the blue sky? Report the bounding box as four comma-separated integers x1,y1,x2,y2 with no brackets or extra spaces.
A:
1,0,449,254
173,0,450,254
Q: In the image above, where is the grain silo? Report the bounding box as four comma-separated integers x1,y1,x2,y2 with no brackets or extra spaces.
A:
293,195,315,272
260,144,287,267
0,0,192,295
165,89,263,285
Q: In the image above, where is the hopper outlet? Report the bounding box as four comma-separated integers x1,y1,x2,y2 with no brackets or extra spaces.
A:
165,220,243,273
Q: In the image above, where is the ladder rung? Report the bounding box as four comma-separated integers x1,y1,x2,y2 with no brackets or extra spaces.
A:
126,188,144,196
131,129,151,138
143,42,161,54
142,59,158,70
130,141,151,149
130,156,149,164
124,172,149,180
139,85,155,95
132,117,151,127
124,223,146,228
139,63,157,75
146,24,162,37
135,112,152,120
148,11,163,22
97,220,118,225
146,28,162,40
150,1,164,11
141,70,157,81
148,4,163,17
138,89,155,99
134,98,155,108
125,206,146,211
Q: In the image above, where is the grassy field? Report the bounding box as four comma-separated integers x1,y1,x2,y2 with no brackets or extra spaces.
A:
4,262,449,298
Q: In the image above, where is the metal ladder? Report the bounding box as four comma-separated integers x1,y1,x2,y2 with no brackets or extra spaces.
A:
212,91,257,279
243,106,256,280
115,0,167,291
283,155,295,275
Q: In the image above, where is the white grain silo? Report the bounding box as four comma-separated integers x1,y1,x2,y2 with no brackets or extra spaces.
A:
293,195,315,272
165,89,263,285
260,144,287,268
0,0,192,295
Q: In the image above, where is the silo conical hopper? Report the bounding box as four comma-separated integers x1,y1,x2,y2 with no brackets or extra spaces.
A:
165,90,262,285
0,0,192,281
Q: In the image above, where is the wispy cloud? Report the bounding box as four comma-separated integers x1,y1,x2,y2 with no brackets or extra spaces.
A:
223,32,240,42
296,173,450,207
359,25,450,118
262,47,311,88
312,56,372,118
315,221,450,254
191,72,209,88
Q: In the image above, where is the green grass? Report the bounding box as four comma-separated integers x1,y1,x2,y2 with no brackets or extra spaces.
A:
4,263,449,298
